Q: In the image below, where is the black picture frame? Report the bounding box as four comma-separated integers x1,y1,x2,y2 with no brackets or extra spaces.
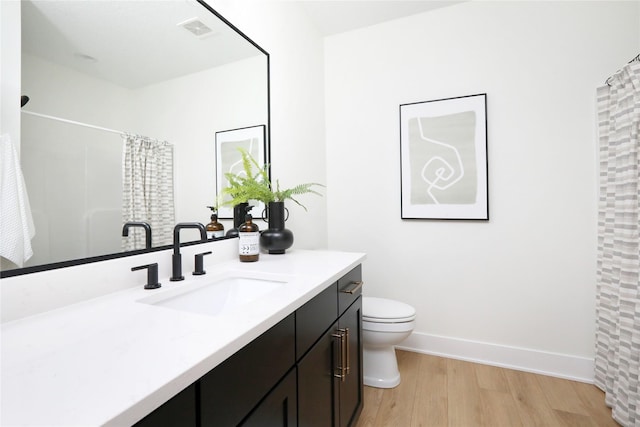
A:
215,125,266,219
400,93,488,220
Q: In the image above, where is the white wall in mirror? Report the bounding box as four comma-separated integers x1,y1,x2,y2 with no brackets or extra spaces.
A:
0,1,21,147
20,52,266,268
131,54,268,226
21,54,128,266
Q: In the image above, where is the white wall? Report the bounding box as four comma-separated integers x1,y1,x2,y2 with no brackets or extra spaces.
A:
325,0,639,380
206,0,328,249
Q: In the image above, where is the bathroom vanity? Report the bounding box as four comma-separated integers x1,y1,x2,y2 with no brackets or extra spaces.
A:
1,248,365,426
137,264,363,427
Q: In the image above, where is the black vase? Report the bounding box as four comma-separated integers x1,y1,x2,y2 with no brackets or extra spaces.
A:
225,202,249,238
260,201,294,254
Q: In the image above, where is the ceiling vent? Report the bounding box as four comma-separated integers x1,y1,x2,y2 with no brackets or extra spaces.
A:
177,17,214,38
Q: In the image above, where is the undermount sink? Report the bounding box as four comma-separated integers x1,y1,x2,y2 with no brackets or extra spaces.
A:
137,273,289,317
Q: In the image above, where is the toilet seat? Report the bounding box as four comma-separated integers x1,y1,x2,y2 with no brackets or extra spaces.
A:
363,297,416,323
363,315,416,323
363,319,415,333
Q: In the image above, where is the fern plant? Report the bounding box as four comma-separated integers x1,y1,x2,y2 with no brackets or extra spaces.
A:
221,148,323,210
272,180,323,211
221,148,271,206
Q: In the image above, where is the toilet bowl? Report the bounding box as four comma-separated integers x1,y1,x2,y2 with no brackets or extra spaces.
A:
362,296,416,389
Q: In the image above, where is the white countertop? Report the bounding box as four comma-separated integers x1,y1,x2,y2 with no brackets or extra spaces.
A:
1,249,365,426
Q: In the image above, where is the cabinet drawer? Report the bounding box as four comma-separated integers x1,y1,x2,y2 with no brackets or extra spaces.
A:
200,313,295,427
338,265,362,315
296,282,338,360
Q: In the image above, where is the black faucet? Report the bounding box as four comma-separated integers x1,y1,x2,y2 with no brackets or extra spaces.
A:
131,263,161,289
122,222,152,249
171,222,208,281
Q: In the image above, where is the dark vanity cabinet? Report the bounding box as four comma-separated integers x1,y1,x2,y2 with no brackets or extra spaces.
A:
336,266,364,427
136,314,297,427
135,265,363,427
297,265,363,427
199,314,296,426
134,383,197,427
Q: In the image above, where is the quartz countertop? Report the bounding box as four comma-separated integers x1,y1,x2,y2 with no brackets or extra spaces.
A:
1,249,365,426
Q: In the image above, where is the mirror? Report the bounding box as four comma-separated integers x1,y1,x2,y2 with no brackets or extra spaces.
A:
2,0,269,276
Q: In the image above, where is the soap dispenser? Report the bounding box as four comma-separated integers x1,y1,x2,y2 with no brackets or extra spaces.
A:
205,206,224,239
238,206,259,262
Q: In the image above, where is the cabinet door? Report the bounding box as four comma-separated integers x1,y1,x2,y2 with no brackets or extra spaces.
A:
200,314,295,426
241,368,297,427
336,297,363,427
133,383,197,427
297,320,338,427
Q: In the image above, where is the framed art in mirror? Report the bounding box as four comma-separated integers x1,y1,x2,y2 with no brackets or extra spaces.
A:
215,125,267,219
400,93,488,220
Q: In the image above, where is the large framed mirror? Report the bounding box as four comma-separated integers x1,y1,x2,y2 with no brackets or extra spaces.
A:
1,0,269,277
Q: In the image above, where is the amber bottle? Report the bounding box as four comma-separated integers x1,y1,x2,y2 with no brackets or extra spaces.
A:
238,213,259,262
205,206,224,239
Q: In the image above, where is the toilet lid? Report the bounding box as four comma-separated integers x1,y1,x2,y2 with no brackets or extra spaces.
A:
362,297,416,323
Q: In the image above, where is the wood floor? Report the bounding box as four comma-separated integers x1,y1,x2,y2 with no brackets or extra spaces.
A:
356,350,619,427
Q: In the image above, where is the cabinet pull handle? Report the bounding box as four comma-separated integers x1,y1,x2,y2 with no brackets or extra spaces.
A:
331,331,342,380
339,328,347,382
345,327,350,376
341,280,363,294
332,329,348,382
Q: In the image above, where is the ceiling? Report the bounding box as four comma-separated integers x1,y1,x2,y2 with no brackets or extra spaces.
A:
298,0,466,36
21,0,464,89
21,0,262,89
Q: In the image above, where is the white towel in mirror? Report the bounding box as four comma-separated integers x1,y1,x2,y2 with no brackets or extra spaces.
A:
0,133,35,268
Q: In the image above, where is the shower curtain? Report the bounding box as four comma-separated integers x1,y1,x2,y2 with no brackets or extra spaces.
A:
122,135,175,251
595,60,640,426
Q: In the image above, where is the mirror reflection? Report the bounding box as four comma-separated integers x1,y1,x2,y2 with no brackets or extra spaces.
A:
3,0,269,274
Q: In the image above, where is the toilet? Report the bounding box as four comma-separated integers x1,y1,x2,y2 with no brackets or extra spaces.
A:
362,296,416,389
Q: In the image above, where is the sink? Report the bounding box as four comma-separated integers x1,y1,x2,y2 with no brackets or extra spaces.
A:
137,273,289,317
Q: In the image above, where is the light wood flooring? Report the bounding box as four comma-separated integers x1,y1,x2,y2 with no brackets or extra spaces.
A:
356,350,619,427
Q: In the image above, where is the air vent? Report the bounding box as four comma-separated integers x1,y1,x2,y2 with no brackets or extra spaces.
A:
177,17,214,38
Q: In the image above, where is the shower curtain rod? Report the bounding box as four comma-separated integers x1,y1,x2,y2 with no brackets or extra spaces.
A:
605,53,640,86
21,110,124,135
20,110,169,144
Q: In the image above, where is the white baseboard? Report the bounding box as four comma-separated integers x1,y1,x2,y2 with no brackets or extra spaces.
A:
396,331,595,384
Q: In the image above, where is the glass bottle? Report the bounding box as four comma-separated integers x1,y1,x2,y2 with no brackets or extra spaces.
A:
205,206,224,239
238,212,259,262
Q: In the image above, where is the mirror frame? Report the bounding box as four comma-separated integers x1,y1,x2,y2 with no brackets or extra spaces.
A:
1,0,270,279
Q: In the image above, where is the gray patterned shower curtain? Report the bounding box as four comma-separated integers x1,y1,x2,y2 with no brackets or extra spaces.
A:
595,60,640,427
122,135,175,251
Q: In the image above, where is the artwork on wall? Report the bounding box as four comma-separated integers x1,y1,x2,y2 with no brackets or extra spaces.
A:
400,93,488,220
215,125,266,219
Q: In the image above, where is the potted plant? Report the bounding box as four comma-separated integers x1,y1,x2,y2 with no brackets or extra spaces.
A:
221,148,323,253
220,150,269,234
